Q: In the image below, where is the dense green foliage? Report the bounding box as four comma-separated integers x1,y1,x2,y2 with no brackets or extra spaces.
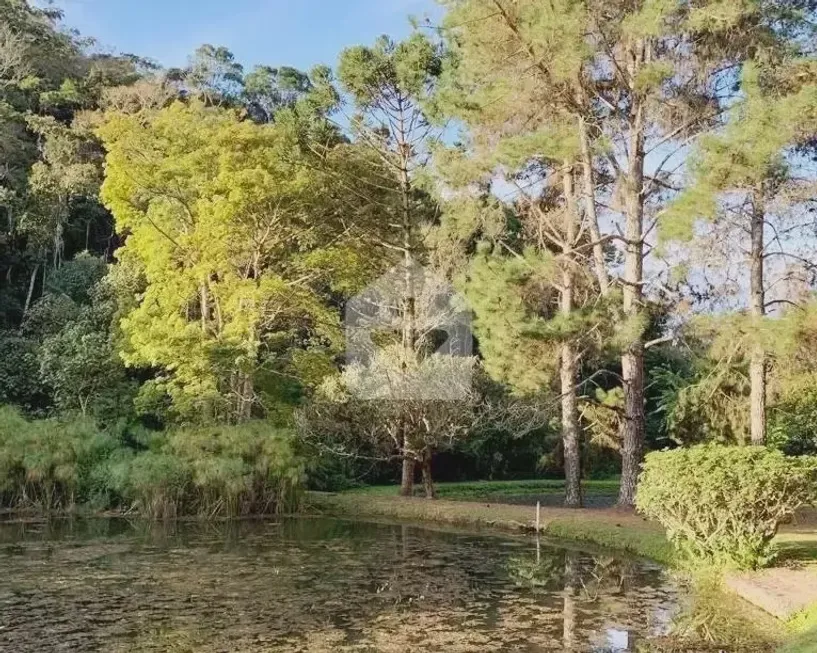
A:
97,101,351,423
636,446,817,569
0,0,817,527
123,423,304,518
0,406,302,516
5,9,817,653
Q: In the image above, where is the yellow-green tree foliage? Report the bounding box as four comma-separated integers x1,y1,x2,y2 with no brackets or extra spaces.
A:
99,102,348,422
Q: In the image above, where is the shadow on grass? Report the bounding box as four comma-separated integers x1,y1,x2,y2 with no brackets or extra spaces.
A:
350,479,621,506
774,535,817,566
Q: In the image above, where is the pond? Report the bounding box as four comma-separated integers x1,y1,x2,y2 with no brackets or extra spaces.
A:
0,517,679,652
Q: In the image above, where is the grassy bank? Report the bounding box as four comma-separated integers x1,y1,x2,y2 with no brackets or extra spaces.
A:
309,490,675,564
339,481,817,565
781,628,817,653
783,603,817,653
348,478,620,504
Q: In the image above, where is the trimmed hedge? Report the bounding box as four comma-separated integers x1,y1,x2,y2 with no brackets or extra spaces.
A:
636,445,817,569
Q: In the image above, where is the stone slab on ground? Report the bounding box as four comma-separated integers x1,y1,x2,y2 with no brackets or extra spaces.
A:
726,568,817,620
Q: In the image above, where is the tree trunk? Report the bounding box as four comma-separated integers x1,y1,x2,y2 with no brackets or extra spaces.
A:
397,111,419,498
750,187,766,445
618,45,647,509
619,346,645,507
421,453,436,499
400,454,414,497
200,281,211,331
238,373,254,422
561,341,582,508
399,141,416,363
578,115,609,295
398,238,416,498
561,164,582,508
53,221,63,270
22,263,38,319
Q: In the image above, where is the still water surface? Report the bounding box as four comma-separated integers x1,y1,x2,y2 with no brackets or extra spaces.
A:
0,517,678,652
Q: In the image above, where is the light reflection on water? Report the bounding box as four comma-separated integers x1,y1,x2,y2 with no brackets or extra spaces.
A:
0,517,679,652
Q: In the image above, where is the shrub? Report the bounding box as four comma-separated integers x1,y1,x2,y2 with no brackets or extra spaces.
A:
636,445,817,569
121,452,191,519
126,422,304,518
0,407,118,511
0,407,304,518
169,422,304,517
770,374,817,456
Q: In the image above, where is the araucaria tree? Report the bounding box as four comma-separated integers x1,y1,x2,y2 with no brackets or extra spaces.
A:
310,34,446,495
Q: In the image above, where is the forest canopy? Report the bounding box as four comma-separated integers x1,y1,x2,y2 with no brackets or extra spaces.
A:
1,0,817,512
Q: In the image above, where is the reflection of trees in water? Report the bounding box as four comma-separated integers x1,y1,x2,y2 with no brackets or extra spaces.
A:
563,549,577,652
0,519,678,653
505,540,677,653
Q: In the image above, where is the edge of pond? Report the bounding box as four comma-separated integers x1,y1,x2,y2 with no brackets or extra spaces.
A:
308,491,817,651
3,492,813,651
306,491,675,564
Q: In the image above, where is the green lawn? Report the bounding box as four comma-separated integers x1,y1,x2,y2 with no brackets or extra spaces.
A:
310,490,675,564
349,478,621,503
775,531,817,567
780,626,817,653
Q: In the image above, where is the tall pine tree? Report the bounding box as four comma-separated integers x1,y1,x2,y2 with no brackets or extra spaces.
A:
435,0,812,505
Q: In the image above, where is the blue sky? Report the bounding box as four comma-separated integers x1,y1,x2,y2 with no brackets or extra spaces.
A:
51,0,441,71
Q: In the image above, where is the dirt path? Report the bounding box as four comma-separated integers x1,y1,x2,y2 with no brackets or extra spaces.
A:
726,568,817,619
723,509,817,621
